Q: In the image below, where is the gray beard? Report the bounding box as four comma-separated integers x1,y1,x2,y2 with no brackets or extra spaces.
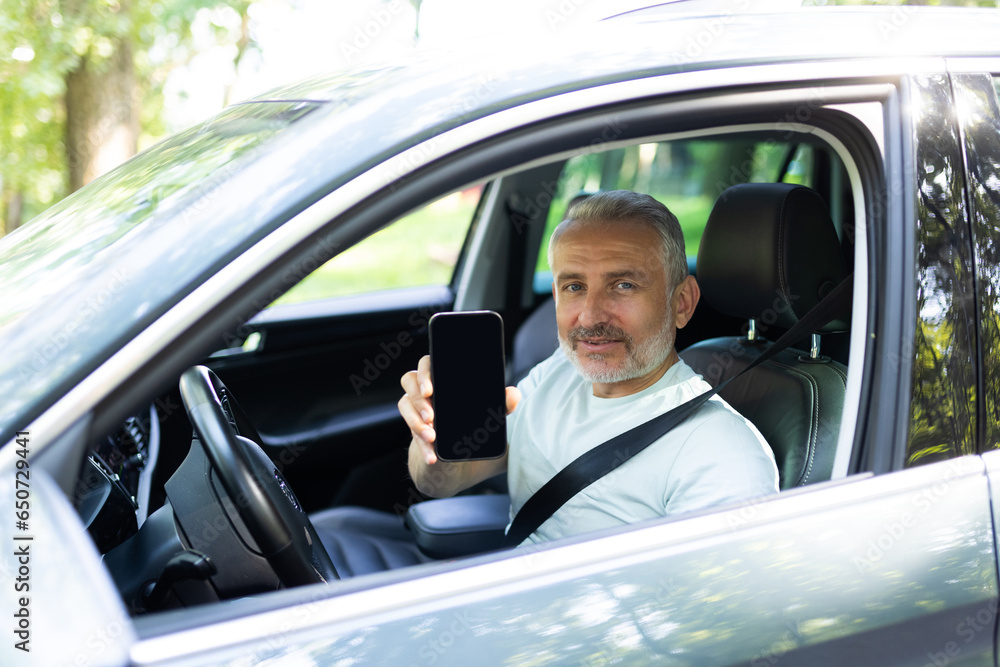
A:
559,317,675,385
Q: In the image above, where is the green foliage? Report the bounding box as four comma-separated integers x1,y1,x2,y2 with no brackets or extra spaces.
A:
0,3,71,216
0,0,256,231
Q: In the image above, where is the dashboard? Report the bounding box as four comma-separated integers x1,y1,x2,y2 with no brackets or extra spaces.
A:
75,405,160,553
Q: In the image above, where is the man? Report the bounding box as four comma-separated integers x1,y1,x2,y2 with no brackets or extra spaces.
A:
399,190,778,545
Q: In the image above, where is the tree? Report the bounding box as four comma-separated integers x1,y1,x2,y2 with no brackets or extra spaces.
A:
0,0,256,235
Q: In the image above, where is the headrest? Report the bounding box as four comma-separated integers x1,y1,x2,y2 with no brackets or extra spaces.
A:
696,183,850,333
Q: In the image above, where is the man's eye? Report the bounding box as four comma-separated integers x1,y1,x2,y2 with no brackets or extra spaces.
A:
617,282,635,290
565,284,582,292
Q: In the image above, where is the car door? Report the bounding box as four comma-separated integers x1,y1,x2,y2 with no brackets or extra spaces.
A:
119,459,994,666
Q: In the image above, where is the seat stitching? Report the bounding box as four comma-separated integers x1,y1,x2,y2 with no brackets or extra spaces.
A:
776,364,819,485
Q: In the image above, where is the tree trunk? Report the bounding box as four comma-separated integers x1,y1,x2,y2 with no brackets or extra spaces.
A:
64,38,139,192
2,187,24,235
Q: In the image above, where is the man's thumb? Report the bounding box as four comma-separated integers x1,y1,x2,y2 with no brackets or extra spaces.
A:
506,386,522,415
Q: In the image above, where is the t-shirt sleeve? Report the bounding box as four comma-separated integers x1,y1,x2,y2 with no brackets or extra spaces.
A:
662,404,779,517
508,350,562,440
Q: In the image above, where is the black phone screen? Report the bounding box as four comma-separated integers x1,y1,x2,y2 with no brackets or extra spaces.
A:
429,311,507,461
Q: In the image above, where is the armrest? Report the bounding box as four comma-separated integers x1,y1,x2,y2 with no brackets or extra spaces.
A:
405,494,511,559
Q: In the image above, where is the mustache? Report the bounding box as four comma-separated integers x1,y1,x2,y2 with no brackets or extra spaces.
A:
567,323,633,349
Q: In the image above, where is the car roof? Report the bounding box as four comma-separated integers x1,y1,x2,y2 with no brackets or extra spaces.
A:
249,7,1000,106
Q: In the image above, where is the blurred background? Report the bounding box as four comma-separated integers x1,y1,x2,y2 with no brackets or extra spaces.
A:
0,0,994,236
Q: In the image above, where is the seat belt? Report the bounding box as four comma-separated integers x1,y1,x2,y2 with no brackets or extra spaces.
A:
503,274,854,547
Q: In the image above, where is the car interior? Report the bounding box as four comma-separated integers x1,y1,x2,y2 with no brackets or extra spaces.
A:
73,115,872,616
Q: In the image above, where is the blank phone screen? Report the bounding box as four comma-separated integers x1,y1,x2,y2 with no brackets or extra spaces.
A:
429,311,507,461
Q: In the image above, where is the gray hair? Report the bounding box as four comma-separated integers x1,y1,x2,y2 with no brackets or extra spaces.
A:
547,190,687,292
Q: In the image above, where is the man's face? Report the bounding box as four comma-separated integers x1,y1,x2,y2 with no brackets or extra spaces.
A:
551,220,677,395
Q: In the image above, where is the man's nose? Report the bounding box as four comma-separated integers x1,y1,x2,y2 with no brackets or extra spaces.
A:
578,290,612,327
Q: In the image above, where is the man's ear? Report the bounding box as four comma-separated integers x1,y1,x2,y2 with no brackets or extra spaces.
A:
673,275,700,329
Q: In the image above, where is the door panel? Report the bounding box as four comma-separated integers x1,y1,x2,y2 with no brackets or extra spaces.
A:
206,285,453,513
141,456,997,666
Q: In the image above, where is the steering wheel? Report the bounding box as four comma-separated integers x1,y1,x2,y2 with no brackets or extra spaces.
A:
178,365,338,586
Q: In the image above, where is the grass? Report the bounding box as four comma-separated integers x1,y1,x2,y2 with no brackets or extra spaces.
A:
272,190,478,306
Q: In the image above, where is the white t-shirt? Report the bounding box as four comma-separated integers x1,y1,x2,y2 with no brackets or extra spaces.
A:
506,351,779,545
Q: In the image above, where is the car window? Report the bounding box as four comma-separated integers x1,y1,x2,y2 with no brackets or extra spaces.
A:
532,137,828,289
272,185,483,306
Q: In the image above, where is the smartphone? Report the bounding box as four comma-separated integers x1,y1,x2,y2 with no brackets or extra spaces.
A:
429,311,507,461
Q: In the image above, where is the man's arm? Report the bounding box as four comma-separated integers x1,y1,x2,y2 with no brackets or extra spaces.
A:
662,406,779,516
399,355,520,498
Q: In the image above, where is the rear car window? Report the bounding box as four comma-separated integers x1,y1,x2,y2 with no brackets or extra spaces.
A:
533,137,841,291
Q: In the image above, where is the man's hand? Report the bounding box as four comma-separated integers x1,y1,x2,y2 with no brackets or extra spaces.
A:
399,355,438,464
399,355,520,496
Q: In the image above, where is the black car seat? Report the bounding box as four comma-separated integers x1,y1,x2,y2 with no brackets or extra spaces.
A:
309,504,434,577
679,182,850,489
510,297,557,384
